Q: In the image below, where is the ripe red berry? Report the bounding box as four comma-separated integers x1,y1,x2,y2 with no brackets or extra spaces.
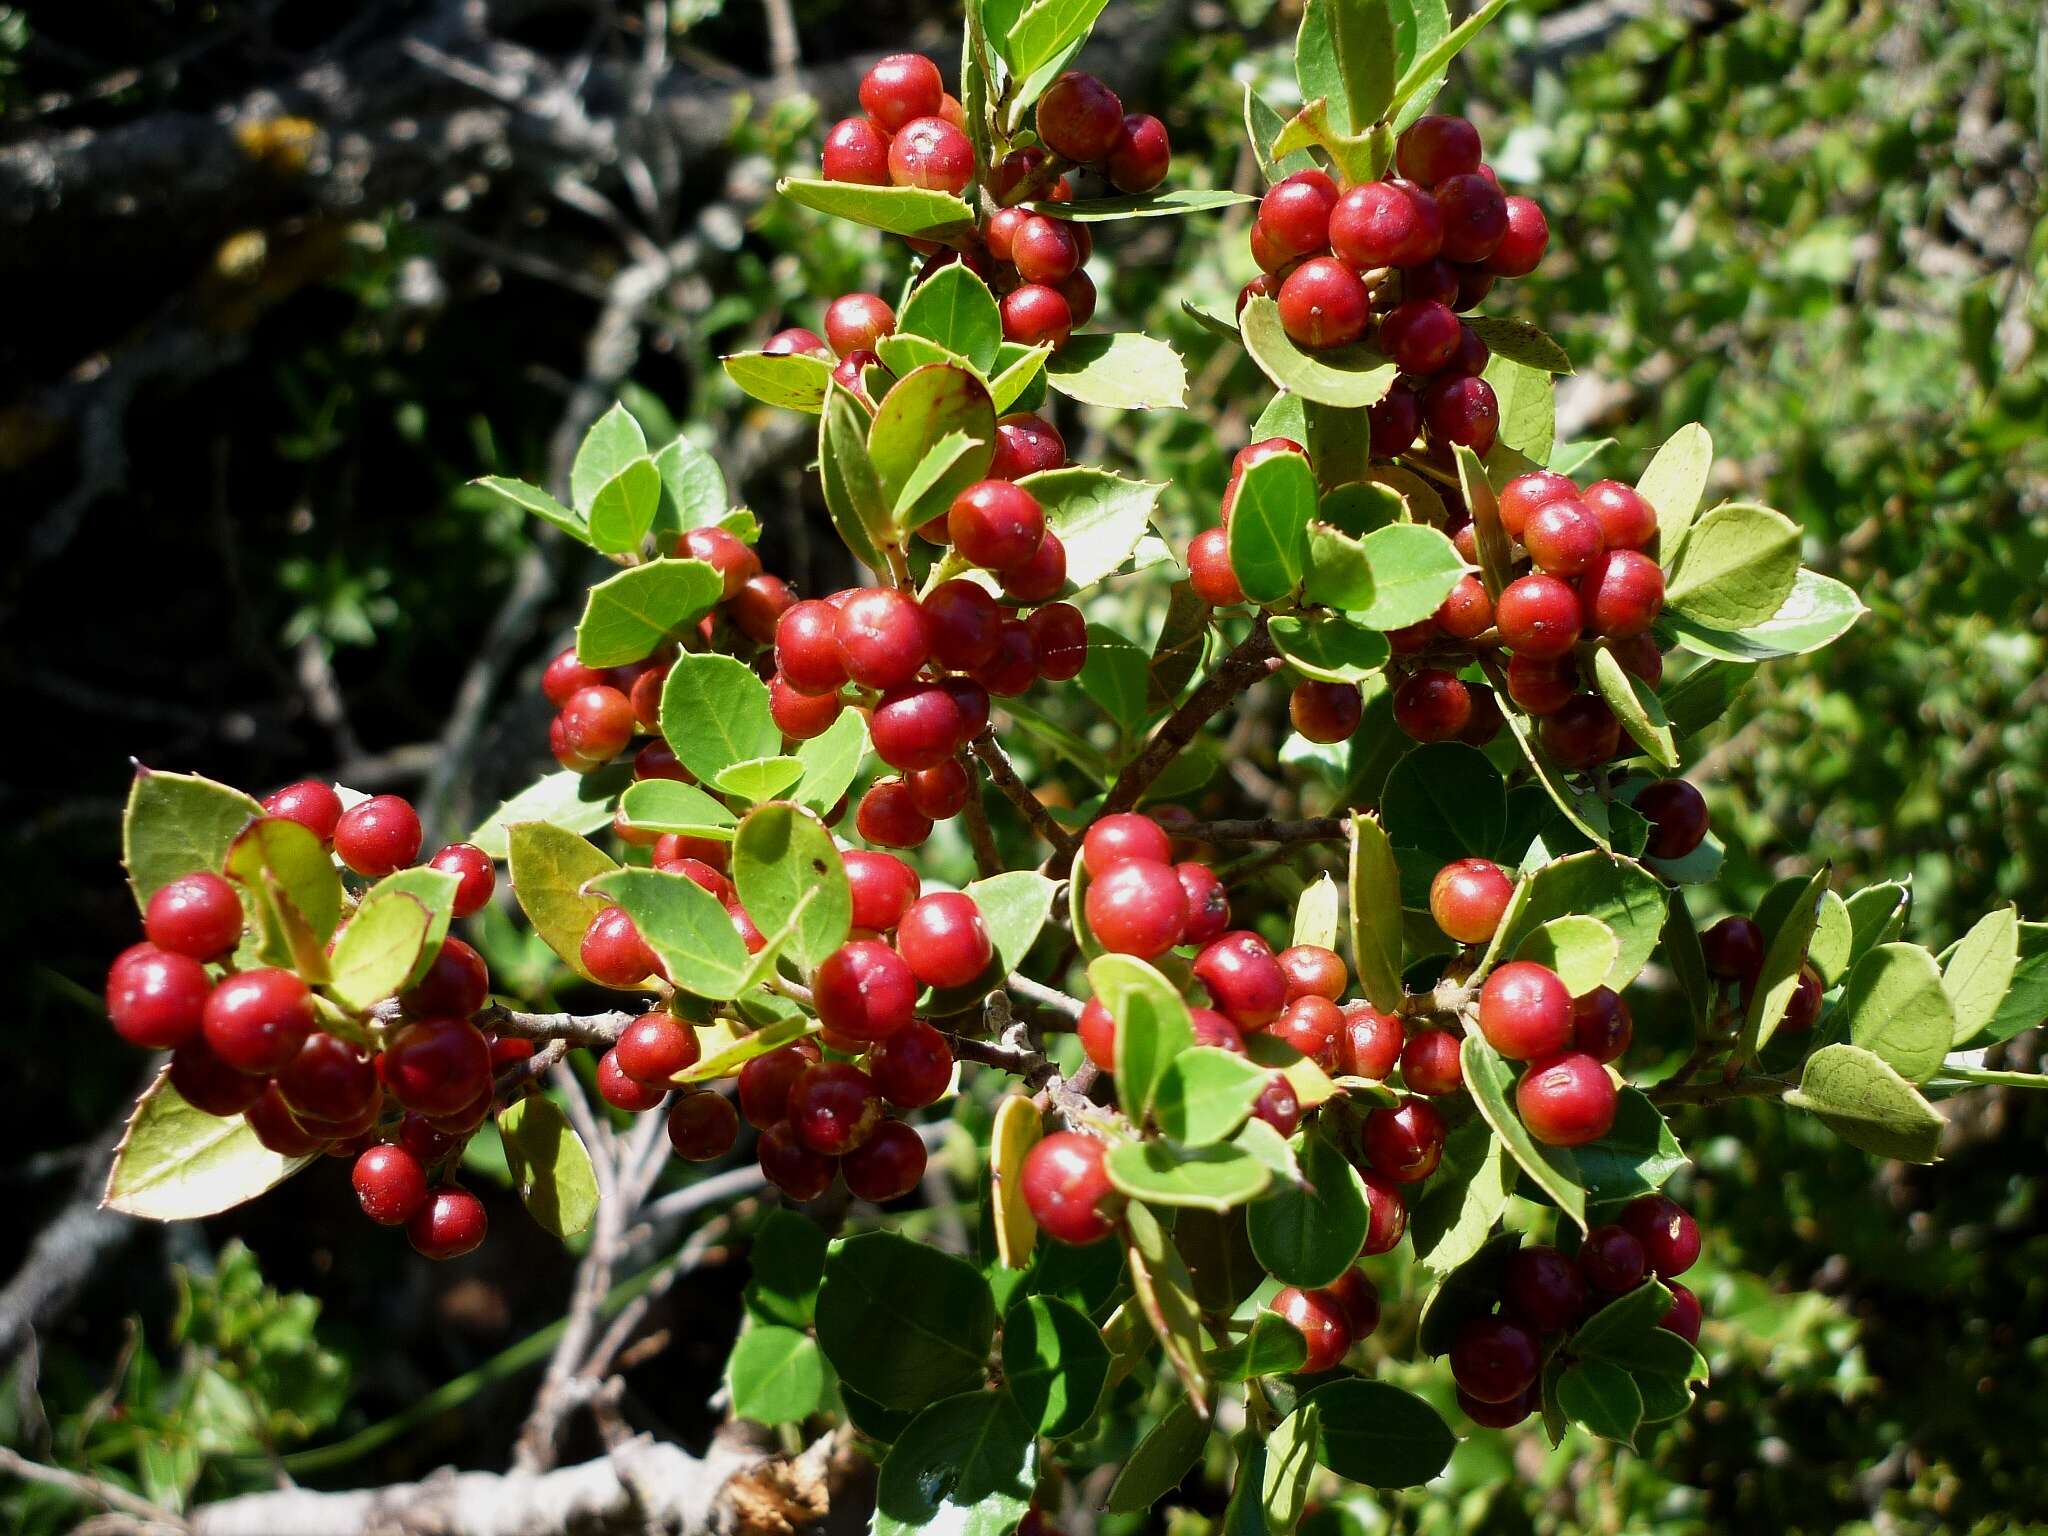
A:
262,779,344,841
1540,695,1622,771
1582,481,1658,551
1433,573,1493,641
776,599,850,694
1012,215,1082,285
888,115,973,193
1253,1075,1303,1136
822,294,895,360
408,1187,488,1259
896,892,993,989
1025,602,1087,682
838,1118,926,1202
170,1041,265,1116
559,686,637,765
678,527,761,599
1572,986,1634,1063
1021,1130,1119,1244
1506,651,1579,715
1393,669,1472,742
1518,1051,1618,1146
1429,858,1513,945
243,1083,325,1156
1454,266,1496,310
1522,496,1606,578
1621,1193,1701,1277
665,1092,739,1162
1444,324,1490,378
1401,1028,1465,1095
1107,112,1170,192
1400,257,1459,306
843,850,921,934
1578,549,1665,638
1270,995,1344,1070
1000,529,1067,604
1341,1003,1405,1081
1435,173,1508,263
1782,962,1825,1032
906,759,971,820
1176,862,1231,947
923,578,1003,670
823,117,891,184
1329,180,1440,269
333,794,423,877
107,943,212,1050
1701,915,1765,983
1495,573,1582,659
1082,813,1173,877
1189,1008,1247,1054
1257,172,1341,261
1478,961,1573,1061
1035,71,1124,162
1368,384,1422,455
1221,437,1308,524
1279,945,1347,1003
615,1014,701,1084
985,206,1028,263
735,1040,819,1130
870,683,965,772
765,674,838,741
202,968,313,1074
869,1020,954,1109
1000,284,1074,349
1497,470,1577,539
1502,1245,1586,1333
1460,1385,1539,1429
990,414,1066,481
1271,1286,1354,1372
1187,527,1245,606
1077,998,1117,1071
1422,373,1499,453
383,1016,492,1117
756,1120,835,1200
837,588,931,690
813,940,917,1043
581,906,658,988
788,1061,883,1156
1486,195,1549,276
1396,115,1482,187
1357,1170,1408,1256
1278,258,1371,351
1379,298,1462,374
351,1144,429,1225
1635,779,1708,860
401,935,490,1018
1451,1317,1539,1404
950,480,1046,573
1084,858,1187,960
1057,269,1099,328
424,843,495,919
1662,1280,1704,1344
144,872,243,961
1289,679,1363,742
1193,931,1287,1030
276,1031,378,1124
859,53,943,133
1362,1098,1447,1182
653,833,728,872
856,779,934,848
1579,1223,1647,1292
595,1047,667,1111
1612,633,1664,687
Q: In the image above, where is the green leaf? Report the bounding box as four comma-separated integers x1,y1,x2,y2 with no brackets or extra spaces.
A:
1240,297,1398,408
713,756,807,804
1516,916,1619,997
1263,1401,1320,1531
744,1208,829,1327
1544,1088,1686,1202
727,1325,828,1426
1740,865,1829,1059
1154,1047,1271,1147
1417,1231,1519,1356
1592,647,1680,769
1248,1128,1369,1287
1636,422,1713,551
1461,1034,1587,1230
122,767,263,912
1293,873,1341,950
587,867,752,999
1078,622,1152,734
1014,466,1166,592
731,803,851,976
878,330,971,381
325,890,430,1013
1228,450,1319,603
819,1231,996,1407
1149,583,1213,709
1301,1379,1456,1489
1786,1044,1945,1163
1246,84,1318,184
1106,1140,1271,1211
967,870,1059,974
472,475,587,542
1845,880,1912,966
890,431,990,533
1838,942,1955,1083
617,779,739,838
226,815,342,972
1664,502,1803,630
507,822,618,982
571,403,648,511
872,1389,1036,1536
1946,907,2020,1048
1094,953,1196,1125
1390,0,1512,108
1006,0,1111,83
359,866,460,990
1482,354,1554,464
1492,851,1667,992
820,384,889,572
1036,188,1258,221
659,653,781,782
678,1013,818,1084
652,436,728,536
585,456,662,553
1662,568,1867,662
871,365,996,529
575,558,724,666
471,765,631,859
777,175,975,237
1382,741,1506,860
1107,1398,1209,1513
1557,1359,1643,1446
1348,813,1403,1011
496,1095,598,1237
105,1070,314,1219
1454,444,1515,599
1337,524,1467,630
722,351,832,414
990,343,1054,414
1123,1201,1212,1406
1046,332,1187,409
1003,1295,1109,1437
1206,1312,1309,1380
1408,1118,1513,1276
1385,0,1452,130
897,263,1004,374
1570,1277,1673,1361
1331,0,1399,126
1464,316,1572,374
791,708,870,819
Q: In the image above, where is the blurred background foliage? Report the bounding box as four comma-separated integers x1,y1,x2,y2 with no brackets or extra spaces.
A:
3,0,2046,1532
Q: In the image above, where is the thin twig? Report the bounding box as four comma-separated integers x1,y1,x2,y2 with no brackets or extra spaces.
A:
960,764,1004,879
1005,973,1087,1021
0,1445,186,1529
970,728,1076,854
480,1002,644,1048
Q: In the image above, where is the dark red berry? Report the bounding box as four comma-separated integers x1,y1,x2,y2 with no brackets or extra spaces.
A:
277,1031,378,1124
401,935,490,1018
1362,1098,1446,1182
1000,529,1067,603
1271,1286,1354,1372
1393,669,1472,742
1290,679,1363,742
1107,112,1170,192
1518,1051,1618,1146
1084,858,1186,959
843,1119,928,1202
1368,384,1422,456
202,968,313,1074
870,1020,954,1108
408,1187,488,1259
814,940,917,1043
856,779,934,848
1487,195,1549,276
859,53,943,133
144,872,242,961
1540,696,1622,771
382,1016,492,1118
823,117,891,184
1701,915,1765,984
1257,172,1341,262
1083,813,1173,876
1635,779,1708,860
888,116,973,193
1783,962,1825,1032
1579,1223,1647,1292
1270,996,1344,1070
666,1092,739,1161
843,850,920,933
1379,298,1462,374
1401,1028,1465,1095
924,578,1003,670
1460,1385,1539,1429
1252,1075,1303,1135
1662,1280,1703,1344
353,1144,429,1226
788,1061,882,1155
871,683,964,772
1502,1244,1586,1333
1396,115,1482,187
1035,71,1123,162
1506,652,1579,715
1278,258,1371,350
169,1040,265,1116
107,943,212,1050
1572,987,1633,1063
1450,1317,1539,1404
1012,215,1081,285
1621,1193,1701,1277
1278,945,1347,1002
245,1083,327,1156
1361,1169,1410,1254
1193,931,1287,1030
907,758,971,819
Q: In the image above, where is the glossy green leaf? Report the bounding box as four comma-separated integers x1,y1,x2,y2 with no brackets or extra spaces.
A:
587,867,752,999
872,1389,1036,1536
1382,741,1507,860
1482,354,1554,464
990,343,1054,414
1105,1140,1271,1211
1839,942,1955,1083
727,1325,828,1426
1845,880,1912,966
571,403,648,510
743,1208,828,1327
731,802,850,975
1636,422,1713,551
1149,582,1213,710
616,779,739,838
105,1071,313,1220
651,435,728,536
1263,1402,1321,1531
1046,332,1187,409
1517,916,1620,997
1570,1277,1674,1361
584,455,661,553
497,1095,598,1237
1543,1088,1687,1203
1154,1047,1270,1147
574,558,723,666
1094,953,1195,1125
472,475,587,542
1012,465,1165,593
1301,1379,1456,1489
1946,907,2020,1048
1494,851,1668,992
1592,647,1680,769
1227,450,1318,603
659,652,781,783
1465,316,1572,373
777,176,975,237
791,707,870,820
122,767,263,911
1123,1201,1211,1407
1035,188,1258,221
890,430,990,534
722,351,832,414
1240,297,1399,407
1293,873,1341,950
1663,568,1867,662
1342,523,1466,629
1247,1128,1368,1287
506,822,617,982
897,263,1004,373
1348,813,1403,1011
871,365,996,521
226,815,341,973
1107,1399,1208,1513
1558,1359,1643,1446
817,1231,996,1407
471,765,631,859
1665,502,1802,628
1741,865,1829,1059
1003,1295,1109,1437
1246,83,1318,183
1078,622,1152,734
1417,1231,1520,1356
1786,1044,1945,1163
1408,1118,1513,1277
677,1014,817,1084
325,890,430,1013
712,755,807,804
1206,1312,1309,1381
1461,1033,1587,1230
820,383,889,573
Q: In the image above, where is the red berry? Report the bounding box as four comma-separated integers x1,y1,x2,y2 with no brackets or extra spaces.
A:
985,206,1029,262
758,1120,837,1200
823,117,892,184
1502,1245,1585,1333
776,599,850,695
1460,1385,1539,1429
581,906,658,989
1257,172,1341,261
351,1143,428,1225
1583,481,1658,551
1082,813,1172,876
1368,384,1422,455
1107,112,1170,192
1012,215,1082,285
813,940,917,1043
789,1061,882,1155
616,1014,701,1084
1497,470,1577,539
1083,856,1192,960
1270,1286,1354,1372
842,1119,928,1202
1572,987,1633,1063
1401,1028,1465,1095
1454,265,1496,310
950,480,1046,573
924,578,1003,670
1362,1098,1446,1181
860,53,943,133
1540,695,1621,771
856,779,934,848
1487,196,1549,277
1635,779,1708,860
1621,1193,1701,1277
333,794,423,877
1341,1003,1405,1081
1396,115,1482,186
1379,298,1461,374
1783,962,1824,1032
169,1040,265,1116
870,1020,954,1108
1035,72,1124,162
1193,931,1287,1030
843,851,921,933
245,1083,327,1156
1361,1168,1410,1254
1477,962,1573,1061
1578,549,1665,638
1662,1280,1703,1344
1253,1075,1303,1136
1077,997,1117,1071
1020,1130,1119,1244
1522,496,1606,578
1517,1051,1618,1146
823,293,896,360
1025,602,1087,682
1701,915,1764,983
1495,573,1582,660
596,1048,668,1111
1612,633,1664,687
1001,529,1067,604
1278,258,1371,350
907,758,971,819
1579,1223,1646,1292
1400,257,1459,306
277,1031,378,1124
653,833,728,872
1506,651,1579,715
1279,945,1347,1002
559,686,637,764
1290,679,1362,742
1000,284,1074,349
990,414,1066,481
426,843,495,918
1422,373,1499,453
837,588,931,690
897,892,994,989
678,527,760,598
107,943,212,1050
1450,1317,1539,1404
383,1016,492,1117
202,968,313,1074
144,872,243,961
1462,685,1506,746
262,779,344,841
1329,180,1441,269
1057,269,1098,328
737,1040,820,1128
1189,1008,1246,1053
768,675,841,741
1434,574,1494,640
402,935,490,1018
1222,437,1308,524
408,1187,488,1259
871,683,965,772
1435,173,1507,263
888,116,973,193
1444,323,1491,378
666,1092,739,1161
1187,527,1245,606
1393,668,1472,742
1270,996,1344,1071
1429,858,1513,946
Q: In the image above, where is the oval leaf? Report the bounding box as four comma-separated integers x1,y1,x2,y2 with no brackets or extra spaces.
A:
497,1094,599,1237
105,1071,313,1220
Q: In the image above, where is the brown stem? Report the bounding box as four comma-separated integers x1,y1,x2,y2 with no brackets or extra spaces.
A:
479,1002,644,1049
1177,816,1346,844
959,757,1004,878
971,728,1076,854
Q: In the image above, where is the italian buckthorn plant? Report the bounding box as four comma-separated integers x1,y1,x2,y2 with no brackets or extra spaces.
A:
79,1,2048,1531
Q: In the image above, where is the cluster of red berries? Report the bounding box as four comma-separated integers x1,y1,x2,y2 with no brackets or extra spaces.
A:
818,54,1171,351
1702,909,1824,1032
1240,115,1549,456
1447,1194,1703,1427
104,781,508,1259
